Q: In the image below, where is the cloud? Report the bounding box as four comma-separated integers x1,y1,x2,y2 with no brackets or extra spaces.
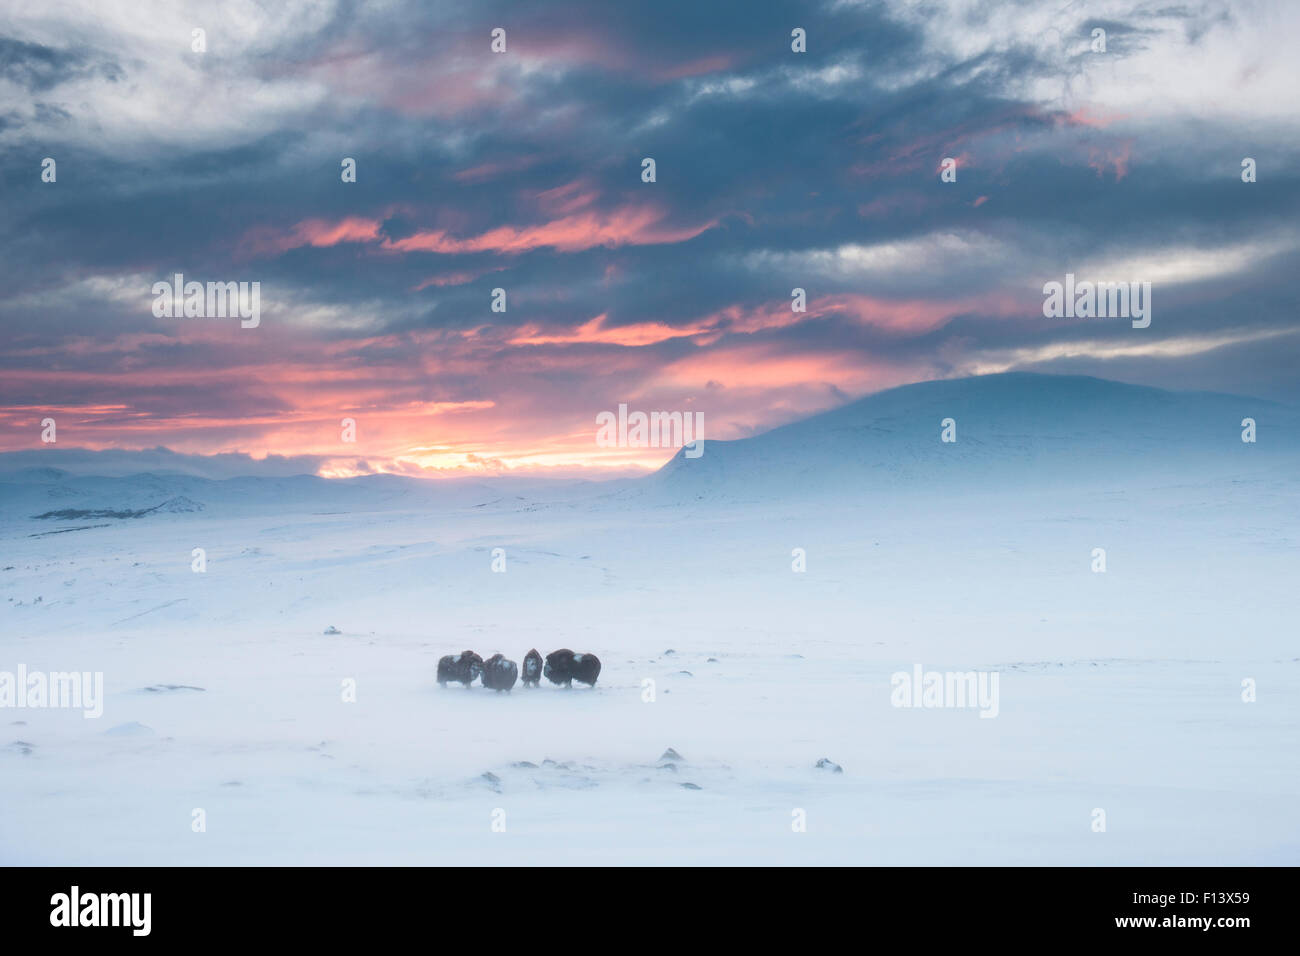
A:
245,205,719,258
1,0,1297,477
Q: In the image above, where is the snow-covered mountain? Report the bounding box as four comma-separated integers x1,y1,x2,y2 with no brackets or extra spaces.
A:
3,373,1293,520
649,372,1298,501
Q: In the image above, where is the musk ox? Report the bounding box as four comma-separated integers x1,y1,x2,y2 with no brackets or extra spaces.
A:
481,654,519,692
437,650,483,688
543,649,601,688
521,648,543,688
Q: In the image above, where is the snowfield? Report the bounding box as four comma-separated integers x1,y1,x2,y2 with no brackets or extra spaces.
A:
1,374,1297,865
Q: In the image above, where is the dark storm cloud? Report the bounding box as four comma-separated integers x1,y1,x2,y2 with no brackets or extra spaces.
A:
0,37,120,92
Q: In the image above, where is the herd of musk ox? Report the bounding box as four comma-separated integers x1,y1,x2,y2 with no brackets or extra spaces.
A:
437,648,601,692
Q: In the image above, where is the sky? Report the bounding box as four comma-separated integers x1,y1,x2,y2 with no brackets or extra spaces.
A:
1,0,1298,479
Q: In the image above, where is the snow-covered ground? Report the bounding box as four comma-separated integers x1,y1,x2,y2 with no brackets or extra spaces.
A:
2,375,1297,864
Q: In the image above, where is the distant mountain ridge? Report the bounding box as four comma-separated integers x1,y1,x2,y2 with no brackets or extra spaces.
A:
648,373,1300,500
0,469,594,523
1,374,1296,518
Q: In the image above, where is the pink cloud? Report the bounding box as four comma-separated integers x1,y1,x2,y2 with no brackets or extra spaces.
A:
510,313,711,347
532,178,601,216
384,205,717,255
934,152,972,175
1087,140,1134,181
452,156,545,183
1062,106,1130,129
504,289,1029,352
238,216,381,257
412,266,505,291
243,200,717,260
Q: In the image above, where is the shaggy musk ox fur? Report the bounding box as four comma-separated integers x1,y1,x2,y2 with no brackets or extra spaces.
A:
437,651,483,687
543,649,601,687
482,654,518,692
522,649,543,687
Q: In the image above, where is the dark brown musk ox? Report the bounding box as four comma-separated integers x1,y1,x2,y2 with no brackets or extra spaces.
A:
521,648,544,687
481,654,519,692
543,649,601,688
437,651,483,688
